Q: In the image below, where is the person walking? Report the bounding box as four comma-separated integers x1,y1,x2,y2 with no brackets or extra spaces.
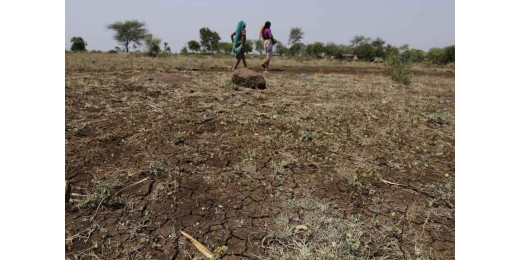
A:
260,21,275,73
231,21,247,71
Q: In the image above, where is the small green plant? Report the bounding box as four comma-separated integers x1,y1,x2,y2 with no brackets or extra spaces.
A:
79,178,122,208
174,131,186,144
299,128,313,141
226,82,240,91
150,161,169,176
272,161,286,180
385,52,413,85
243,150,257,162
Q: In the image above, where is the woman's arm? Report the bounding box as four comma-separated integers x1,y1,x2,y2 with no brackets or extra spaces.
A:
241,31,245,45
231,32,235,42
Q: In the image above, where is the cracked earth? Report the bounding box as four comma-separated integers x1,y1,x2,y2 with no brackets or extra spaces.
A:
66,53,454,259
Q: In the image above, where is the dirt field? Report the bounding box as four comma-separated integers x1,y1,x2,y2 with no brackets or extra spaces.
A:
66,52,454,259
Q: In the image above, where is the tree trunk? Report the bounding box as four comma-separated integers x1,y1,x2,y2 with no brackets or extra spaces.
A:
125,42,129,53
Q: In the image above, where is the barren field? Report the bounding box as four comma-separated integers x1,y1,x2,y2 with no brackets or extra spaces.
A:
66,52,454,259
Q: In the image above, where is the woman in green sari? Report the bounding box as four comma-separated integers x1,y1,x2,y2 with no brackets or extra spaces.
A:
231,20,247,71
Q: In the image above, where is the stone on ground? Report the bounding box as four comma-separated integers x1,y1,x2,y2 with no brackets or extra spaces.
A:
232,68,266,89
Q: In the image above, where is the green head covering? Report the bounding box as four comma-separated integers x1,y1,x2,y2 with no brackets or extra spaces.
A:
232,21,246,58
233,20,245,44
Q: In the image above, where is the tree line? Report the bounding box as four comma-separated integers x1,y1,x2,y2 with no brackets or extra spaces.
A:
69,20,454,64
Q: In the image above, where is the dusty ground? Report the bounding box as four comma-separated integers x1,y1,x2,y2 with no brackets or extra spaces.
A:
66,53,454,259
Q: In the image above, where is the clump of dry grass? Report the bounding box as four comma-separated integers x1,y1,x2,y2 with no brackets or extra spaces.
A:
79,177,122,208
263,198,367,259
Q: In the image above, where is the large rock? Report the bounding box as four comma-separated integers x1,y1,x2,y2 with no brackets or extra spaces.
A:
232,68,266,89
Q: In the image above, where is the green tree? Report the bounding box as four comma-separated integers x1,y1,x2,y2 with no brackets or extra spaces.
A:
426,48,444,64
384,44,398,58
442,45,455,64
306,42,325,57
244,40,253,54
218,42,233,54
289,43,305,56
371,37,386,58
275,42,289,55
288,27,304,46
70,37,87,51
350,35,371,48
338,45,353,55
181,46,188,54
107,20,148,52
255,40,264,55
144,34,161,57
400,45,425,63
199,27,221,52
114,46,121,52
350,35,375,61
324,42,342,57
187,40,201,53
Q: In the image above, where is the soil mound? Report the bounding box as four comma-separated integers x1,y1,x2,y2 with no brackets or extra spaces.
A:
232,68,266,89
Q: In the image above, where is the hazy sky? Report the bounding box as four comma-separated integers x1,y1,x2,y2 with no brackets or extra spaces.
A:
65,0,454,52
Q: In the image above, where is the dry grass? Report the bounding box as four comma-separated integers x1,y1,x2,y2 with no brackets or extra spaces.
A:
65,52,454,259
65,52,450,72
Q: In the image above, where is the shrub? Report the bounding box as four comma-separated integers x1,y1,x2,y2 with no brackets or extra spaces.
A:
70,37,87,51
144,34,161,57
306,42,325,57
426,45,455,65
187,40,201,53
275,42,289,55
386,52,413,85
244,40,254,53
218,42,233,54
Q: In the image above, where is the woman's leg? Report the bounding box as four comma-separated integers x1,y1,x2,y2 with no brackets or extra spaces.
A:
233,58,241,70
241,53,247,67
265,58,270,71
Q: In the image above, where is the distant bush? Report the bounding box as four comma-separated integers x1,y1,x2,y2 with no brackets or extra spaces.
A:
306,42,325,57
144,34,161,57
324,42,342,57
275,42,289,55
244,40,253,54
386,52,413,85
70,37,87,51
187,40,201,53
218,42,233,54
401,45,425,63
426,45,455,65
289,43,305,56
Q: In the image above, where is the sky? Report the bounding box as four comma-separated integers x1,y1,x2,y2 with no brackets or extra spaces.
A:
65,0,454,52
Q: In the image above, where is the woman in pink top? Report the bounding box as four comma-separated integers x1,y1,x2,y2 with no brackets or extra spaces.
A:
259,21,275,73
